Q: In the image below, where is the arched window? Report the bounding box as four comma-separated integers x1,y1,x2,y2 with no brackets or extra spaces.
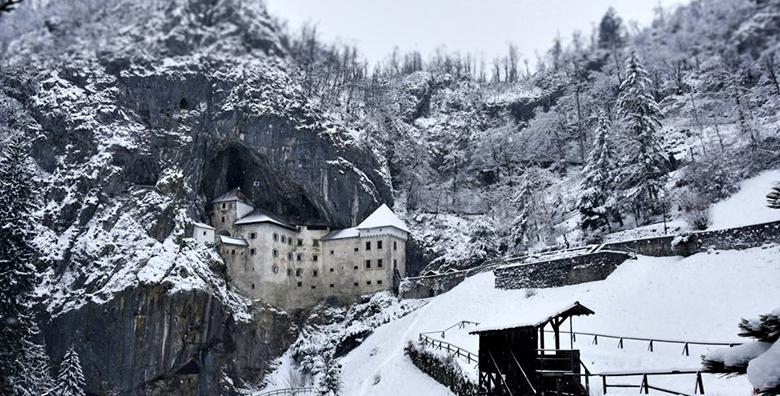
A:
272,264,279,274
272,249,278,258
281,235,286,243
250,248,257,256
287,252,293,260
249,232,258,240
273,233,278,242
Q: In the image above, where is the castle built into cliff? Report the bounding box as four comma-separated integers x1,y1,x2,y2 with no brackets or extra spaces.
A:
191,189,408,309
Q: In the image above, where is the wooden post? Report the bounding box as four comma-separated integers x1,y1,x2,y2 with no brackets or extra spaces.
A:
648,340,654,352
602,376,607,394
570,316,574,349
695,372,705,394
552,318,561,350
618,338,623,349
593,335,598,345
683,342,690,356
539,325,545,350
641,374,649,394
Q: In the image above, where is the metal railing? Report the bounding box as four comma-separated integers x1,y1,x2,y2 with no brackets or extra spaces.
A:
255,387,318,396
419,320,480,338
545,329,741,356
418,333,479,364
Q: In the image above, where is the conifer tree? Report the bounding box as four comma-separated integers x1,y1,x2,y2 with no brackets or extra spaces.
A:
577,111,617,231
767,184,780,209
0,135,45,394
51,347,86,396
616,51,668,222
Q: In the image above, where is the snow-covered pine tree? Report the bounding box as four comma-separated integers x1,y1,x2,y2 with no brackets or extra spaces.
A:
467,216,500,261
318,359,341,395
51,347,86,396
703,308,780,395
576,110,616,231
767,184,780,209
0,135,47,394
616,51,668,223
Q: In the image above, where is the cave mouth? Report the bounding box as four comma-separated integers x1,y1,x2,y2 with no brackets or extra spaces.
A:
200,143,323,223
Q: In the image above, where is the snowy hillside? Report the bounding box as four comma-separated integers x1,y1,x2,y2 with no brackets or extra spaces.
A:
339,246,780,395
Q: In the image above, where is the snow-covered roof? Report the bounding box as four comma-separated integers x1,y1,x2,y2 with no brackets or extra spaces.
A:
234,210,297,230
470,301,594,333
219,235,248,246
193,222,215,230
323,227,360,240
212,190,242,203
356,204,409,233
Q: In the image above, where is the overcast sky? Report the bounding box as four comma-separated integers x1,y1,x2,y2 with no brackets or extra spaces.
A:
264,0,689,66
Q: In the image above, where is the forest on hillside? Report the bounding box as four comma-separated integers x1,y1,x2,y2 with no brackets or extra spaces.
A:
269,0,780,270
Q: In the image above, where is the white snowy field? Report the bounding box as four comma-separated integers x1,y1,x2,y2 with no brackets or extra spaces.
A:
339,246,780,395
709,169,780,230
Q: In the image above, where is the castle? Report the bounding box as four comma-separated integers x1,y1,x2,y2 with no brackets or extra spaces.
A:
192,189,408,309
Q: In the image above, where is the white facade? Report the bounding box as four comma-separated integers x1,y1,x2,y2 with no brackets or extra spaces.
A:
193,222,216,244
198,189,409,310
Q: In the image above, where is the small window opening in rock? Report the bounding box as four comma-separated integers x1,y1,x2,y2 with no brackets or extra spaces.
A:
179,98,189,110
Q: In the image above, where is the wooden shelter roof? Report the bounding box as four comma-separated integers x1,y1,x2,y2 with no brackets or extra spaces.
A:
469,301,594,334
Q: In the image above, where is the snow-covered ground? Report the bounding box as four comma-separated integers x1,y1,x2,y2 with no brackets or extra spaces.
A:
709,169,780,230
339,245,780,395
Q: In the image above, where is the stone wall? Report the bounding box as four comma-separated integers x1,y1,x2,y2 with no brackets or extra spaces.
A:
494,251,631,290
602,220,780,257
404,342,479,396
399,263,498,299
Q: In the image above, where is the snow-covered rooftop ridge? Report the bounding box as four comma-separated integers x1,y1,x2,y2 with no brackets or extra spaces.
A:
356,204,409,233
219,235,248,246
470,301,594,333
193,222,215,230
234,210,297,230
323,227,360,240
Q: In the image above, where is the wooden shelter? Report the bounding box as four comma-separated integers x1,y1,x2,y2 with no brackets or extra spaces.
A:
469,302,595,395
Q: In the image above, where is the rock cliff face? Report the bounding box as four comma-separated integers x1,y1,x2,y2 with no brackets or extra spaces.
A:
1,0,392,393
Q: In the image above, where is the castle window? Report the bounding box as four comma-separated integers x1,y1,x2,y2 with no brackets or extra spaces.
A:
330,250,334,255
394,259,397,269
394,241,397,251
251,283,255,289
329,284,335,288
221,216,225,223
313,239,319,246
231,249,236,256
288,238,292,246
365,241,371,250
296,269,302,277
298,239,303,246
311,285,316,289
272,264,279,274
354,247,358,252
287,269,292,276
377,240,383,249
222,203,226,209
272,249,278,257
313,255,318,262
202,231,207,236
365,259,371,269
288,252,293,260
297,281,302,287
378,259,383,268
329,268,334,272
273,233,278,242
366,281,372,285
250,248,257,256
249,232,257,240
281,235,286,243
377,280,383,285
296,254,302,261
353,265,358,270
313,270,318,277
353,282,359,287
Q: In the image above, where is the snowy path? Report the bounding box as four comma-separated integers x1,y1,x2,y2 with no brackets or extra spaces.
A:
340,246,780,395
709,169,780,229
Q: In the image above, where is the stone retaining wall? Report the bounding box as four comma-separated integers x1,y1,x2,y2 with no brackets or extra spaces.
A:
494,250,631,290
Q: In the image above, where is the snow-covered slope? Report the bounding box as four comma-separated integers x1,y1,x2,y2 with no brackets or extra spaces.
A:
340,246,780,395
709,169,780,230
